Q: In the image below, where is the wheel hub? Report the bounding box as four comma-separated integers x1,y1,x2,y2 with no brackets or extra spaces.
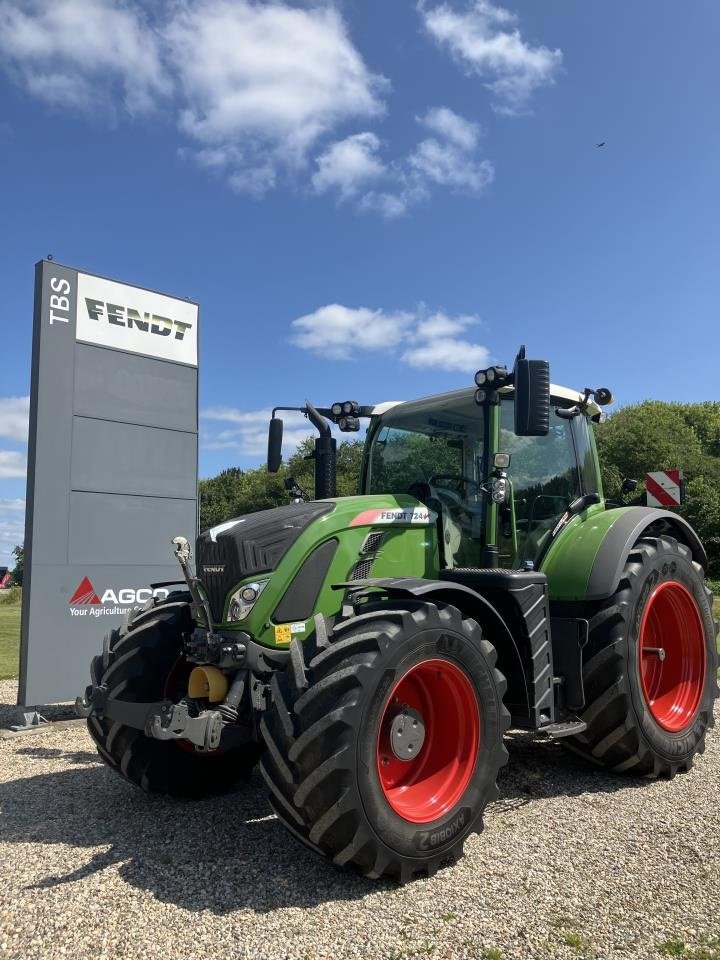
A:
389,707,426,761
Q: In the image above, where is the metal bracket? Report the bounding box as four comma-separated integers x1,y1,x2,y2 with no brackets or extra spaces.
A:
146,702,223,751
10,706,49,732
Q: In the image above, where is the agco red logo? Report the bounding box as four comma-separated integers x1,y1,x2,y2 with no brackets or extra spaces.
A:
68,577,168,617
69,577,102,605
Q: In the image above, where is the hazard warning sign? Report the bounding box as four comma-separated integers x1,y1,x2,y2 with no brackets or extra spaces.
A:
645,470,683,507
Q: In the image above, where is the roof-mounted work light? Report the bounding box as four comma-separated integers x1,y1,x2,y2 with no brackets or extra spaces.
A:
474,365,509,388
331,400,360,417
474,365,510,405
338,416,360,432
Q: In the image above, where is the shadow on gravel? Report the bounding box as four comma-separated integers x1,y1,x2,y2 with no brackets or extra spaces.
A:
0,732,648,914
493,729,647,816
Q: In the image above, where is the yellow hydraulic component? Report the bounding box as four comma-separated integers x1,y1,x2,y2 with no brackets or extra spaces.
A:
188,665,229,703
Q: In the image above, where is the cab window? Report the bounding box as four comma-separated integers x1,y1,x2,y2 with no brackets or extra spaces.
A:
499,399,580,566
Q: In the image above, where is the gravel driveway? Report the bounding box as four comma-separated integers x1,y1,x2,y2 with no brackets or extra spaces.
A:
1,678,718,960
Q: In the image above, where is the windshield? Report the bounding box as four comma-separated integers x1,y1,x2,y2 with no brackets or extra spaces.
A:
365,392,485,566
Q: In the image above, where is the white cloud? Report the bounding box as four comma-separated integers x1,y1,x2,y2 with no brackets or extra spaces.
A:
0,499,25,512
312,132,386,199
408,137,494,191
0,0,386,195
419,105,480,149
200,407,312,458
0,0,170,114
318,106,492,217
0,1,514,213
292,304,415,360
419,0,562,114
166,0,387,193
0,396,29,442
292,305,487,373
0,451,27,479
403,313,490,371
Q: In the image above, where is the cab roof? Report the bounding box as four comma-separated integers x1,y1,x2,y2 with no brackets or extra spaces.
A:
369,384,602,418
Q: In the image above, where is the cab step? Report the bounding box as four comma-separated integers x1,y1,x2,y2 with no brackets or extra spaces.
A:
537,719,587,739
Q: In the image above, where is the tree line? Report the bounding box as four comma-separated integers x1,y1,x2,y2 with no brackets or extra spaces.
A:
198,401,720,578
7,401,715,589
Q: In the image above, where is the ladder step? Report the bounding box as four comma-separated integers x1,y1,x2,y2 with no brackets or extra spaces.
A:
537,719,587,740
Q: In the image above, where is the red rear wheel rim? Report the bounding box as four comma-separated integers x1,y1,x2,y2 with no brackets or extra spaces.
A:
638,581,706,733
376,658,480,824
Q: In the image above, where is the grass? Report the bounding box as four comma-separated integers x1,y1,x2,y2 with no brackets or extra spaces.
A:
0,597,21,680
660,939,720,960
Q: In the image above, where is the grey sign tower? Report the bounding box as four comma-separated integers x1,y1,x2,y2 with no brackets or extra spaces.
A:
19,259,199,709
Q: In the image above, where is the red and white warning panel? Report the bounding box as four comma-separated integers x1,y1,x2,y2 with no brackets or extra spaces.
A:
645,470,683,507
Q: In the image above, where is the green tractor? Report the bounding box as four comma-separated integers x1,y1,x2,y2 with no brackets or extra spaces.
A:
78,348,719,883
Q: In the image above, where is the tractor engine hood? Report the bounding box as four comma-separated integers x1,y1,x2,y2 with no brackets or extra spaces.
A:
196,501,335,621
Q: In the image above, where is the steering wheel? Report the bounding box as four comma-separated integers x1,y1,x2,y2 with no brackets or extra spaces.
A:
429,474,480,498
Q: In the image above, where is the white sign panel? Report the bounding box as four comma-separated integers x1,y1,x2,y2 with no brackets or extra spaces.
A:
76,272,198,367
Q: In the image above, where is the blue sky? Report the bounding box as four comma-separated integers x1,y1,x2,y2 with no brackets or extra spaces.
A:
1,0,719,568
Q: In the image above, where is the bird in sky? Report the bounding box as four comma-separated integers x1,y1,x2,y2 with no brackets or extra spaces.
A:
596,141,606,147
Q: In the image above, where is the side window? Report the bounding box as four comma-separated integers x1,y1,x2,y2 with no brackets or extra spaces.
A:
500,400,580,564
573,417,600,495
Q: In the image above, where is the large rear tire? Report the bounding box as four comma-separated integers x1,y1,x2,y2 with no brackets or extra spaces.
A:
87,594,262,798
568,536,719,776
260,601,509,882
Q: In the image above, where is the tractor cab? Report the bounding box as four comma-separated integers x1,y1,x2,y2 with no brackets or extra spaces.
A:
361,383,603,572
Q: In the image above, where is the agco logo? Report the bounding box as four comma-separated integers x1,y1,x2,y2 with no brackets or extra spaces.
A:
84,298,193,341
68,576,168,618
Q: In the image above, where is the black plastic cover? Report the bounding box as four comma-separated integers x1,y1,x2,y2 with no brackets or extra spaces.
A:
273,538,338,624
196,501,334,621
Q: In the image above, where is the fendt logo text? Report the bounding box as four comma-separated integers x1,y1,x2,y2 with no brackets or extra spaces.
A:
68,576,168,618
84,298,193,342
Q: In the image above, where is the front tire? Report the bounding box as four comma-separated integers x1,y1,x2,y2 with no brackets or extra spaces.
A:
260,601,509,882
87,594,262,798
568,535,719,776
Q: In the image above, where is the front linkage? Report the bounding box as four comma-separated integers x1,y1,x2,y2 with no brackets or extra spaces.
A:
76,538,287,753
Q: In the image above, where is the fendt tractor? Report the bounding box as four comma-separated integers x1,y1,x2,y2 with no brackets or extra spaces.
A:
78,348,719,883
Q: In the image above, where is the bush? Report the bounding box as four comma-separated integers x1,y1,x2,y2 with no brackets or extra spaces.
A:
0,586,21,605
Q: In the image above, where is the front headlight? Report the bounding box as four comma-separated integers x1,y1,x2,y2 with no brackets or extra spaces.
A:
227,579,269,622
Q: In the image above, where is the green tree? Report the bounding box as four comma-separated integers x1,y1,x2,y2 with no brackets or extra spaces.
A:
596,400,720,576
198,437,364,531
11,544,23,586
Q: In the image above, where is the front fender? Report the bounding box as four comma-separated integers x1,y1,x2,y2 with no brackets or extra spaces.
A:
541,506,707,602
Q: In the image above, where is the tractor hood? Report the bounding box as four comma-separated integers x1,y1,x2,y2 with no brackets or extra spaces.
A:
196,501,335,621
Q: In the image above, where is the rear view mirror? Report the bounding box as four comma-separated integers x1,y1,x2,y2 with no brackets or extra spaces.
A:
514,348,550,436
267,417,283,473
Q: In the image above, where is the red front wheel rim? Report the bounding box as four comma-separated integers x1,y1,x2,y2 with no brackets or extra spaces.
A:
639,581,706,733
376,658,480,824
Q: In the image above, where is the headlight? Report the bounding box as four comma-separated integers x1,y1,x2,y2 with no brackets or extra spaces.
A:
227,579,269,621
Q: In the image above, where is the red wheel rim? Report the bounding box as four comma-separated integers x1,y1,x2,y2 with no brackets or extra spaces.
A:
638,581,706,733
376,658,480,823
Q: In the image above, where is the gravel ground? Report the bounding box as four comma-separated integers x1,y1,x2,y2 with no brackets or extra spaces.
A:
1,678,718,960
